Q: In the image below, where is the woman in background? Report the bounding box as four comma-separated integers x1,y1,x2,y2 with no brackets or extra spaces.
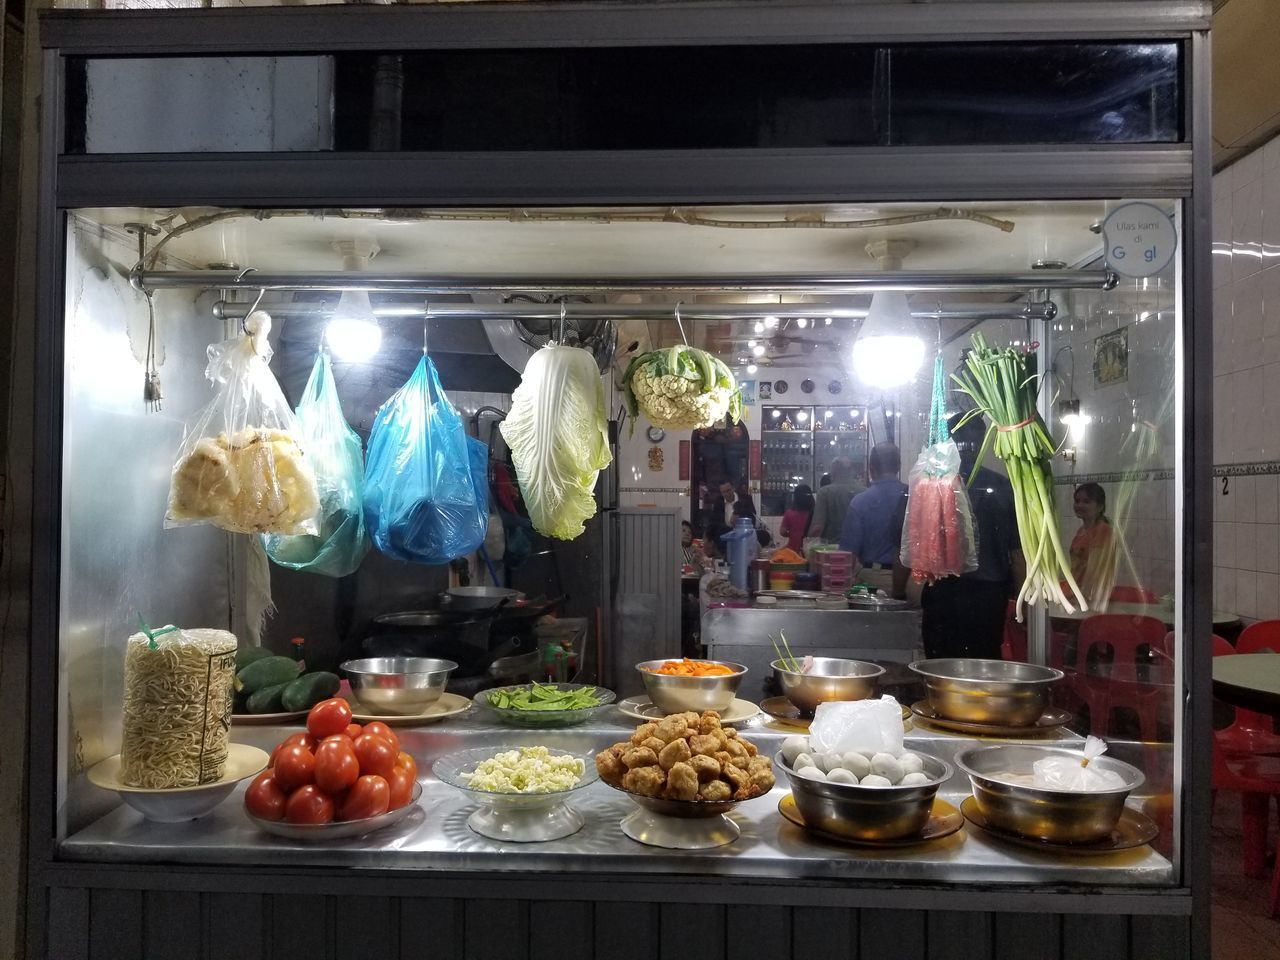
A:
680,520,703,567
1070,482,1116,607
779,483,815,552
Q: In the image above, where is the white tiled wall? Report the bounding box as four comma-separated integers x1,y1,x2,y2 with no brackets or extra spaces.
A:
1212,133,1280,622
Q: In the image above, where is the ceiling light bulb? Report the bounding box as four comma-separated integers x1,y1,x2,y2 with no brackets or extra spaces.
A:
851,291,925,389
797,411,808,423
752,344,766,357
748,339,758,348
797,318,809,328
326,290,382,362
746,363,758,374
754,321,765,334
771,410,781,419
765,316,780,329
824,317,833,326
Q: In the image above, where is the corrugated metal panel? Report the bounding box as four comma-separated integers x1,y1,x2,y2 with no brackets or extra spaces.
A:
612,508,681,693
59,887,1201,960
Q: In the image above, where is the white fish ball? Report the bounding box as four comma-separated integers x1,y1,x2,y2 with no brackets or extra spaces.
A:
899,772,930,786
818,753,845,774
797,765,827,781
899,753,924,775
840,752,872,779
871,752,905,784
780,736,810,766
826,768,860,785
859,774,892,787
793,753,817,770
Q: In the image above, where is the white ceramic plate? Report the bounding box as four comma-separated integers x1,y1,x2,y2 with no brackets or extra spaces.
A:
345,691,472,726
615,696,760,724
86,743,270,822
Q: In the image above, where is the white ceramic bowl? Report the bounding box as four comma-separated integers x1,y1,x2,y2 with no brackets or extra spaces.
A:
87,743,270,822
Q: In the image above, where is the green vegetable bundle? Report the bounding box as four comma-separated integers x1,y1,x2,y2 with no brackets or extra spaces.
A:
487,683,602,711
952,334,1087,620
622,345,744,434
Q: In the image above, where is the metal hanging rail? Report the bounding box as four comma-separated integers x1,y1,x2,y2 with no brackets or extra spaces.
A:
134,268,1116,296
211,300,1058,323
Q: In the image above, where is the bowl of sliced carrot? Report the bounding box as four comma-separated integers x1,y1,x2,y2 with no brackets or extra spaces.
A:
636,658,748,714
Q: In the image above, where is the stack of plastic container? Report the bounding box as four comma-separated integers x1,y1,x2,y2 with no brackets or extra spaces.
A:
817,550,853,593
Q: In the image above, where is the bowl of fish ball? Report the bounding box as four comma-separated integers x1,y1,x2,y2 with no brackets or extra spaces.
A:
772,657,885,716
956,745,1144,844
908,658,1063,727
776,734,952,841
636,659,747,714
595,710,775,818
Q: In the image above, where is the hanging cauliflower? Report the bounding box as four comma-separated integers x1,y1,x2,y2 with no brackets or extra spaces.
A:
622,345,744,433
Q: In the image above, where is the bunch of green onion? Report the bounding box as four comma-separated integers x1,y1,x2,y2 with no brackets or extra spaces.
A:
952,334,1087,620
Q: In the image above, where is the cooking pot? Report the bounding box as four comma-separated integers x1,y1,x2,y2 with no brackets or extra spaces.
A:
440,586,524,611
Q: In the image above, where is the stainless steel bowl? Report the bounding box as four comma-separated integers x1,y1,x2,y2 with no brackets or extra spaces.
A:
908,658,1063,726
636,659,747,714
772,657,885,715
778,752,952,841
956,745,1144,843
340,657,458,716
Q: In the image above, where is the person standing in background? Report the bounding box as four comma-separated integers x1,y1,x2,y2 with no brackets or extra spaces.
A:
839,443,908,594
808,457,863,543
1070,482,1116,608
780,484,815,552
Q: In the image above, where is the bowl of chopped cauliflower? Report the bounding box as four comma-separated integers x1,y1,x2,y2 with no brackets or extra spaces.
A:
433,745,599,842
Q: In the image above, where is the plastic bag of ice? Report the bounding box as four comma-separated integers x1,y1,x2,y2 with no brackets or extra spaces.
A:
809,697,904,757
1032,736,1127,792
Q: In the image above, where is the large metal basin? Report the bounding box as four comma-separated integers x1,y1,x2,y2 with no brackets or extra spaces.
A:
909,658,1062,726
636,659,746,714
772,657,884,715
956,745,1144,843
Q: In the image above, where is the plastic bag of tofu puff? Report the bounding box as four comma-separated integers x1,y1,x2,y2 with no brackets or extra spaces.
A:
808,697,905,758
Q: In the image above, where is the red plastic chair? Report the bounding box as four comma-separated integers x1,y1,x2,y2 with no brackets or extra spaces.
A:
1075,615,1172,739
1001,600,1028,662
1110,585,1160,604
1237,620,1280,655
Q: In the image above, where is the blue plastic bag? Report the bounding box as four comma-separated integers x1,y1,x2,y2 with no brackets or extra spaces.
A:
363,355,489,565
261,351,370,577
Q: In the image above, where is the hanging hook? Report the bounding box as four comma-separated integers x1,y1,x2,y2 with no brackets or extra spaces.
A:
557,300,567,345
241,287,266,335
424,302,431,356
674,301,689,346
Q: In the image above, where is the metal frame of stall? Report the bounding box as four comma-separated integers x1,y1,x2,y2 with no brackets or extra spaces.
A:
22,2,1214,958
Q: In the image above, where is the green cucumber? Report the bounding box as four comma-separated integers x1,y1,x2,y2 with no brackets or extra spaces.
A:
280,672,341,713
246,681,291,714
235,645,274,673
235,656,299,694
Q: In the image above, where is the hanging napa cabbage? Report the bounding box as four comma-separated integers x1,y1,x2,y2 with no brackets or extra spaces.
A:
500,345,612,541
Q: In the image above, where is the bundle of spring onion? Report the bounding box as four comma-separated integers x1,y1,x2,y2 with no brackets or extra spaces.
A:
622,344,744,434
952,334,1087,619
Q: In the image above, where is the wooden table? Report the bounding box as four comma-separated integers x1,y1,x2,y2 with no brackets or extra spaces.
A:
1213,653,1280,716
1049,602,1240,628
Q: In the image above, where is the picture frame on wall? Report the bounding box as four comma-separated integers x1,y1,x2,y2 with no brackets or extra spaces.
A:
739,380,757,405
759,381,772,400
1093,327,1129,386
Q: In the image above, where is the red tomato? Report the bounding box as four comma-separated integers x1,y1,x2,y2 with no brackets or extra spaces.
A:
338,775,390,821
361,722,400,752
344,723,364,740
284,784,335,825
386,766,415,811
244,771,287,821
270,732,316,767
307,698,353,739
352,733,397,779
394,751,418,782
314,738,360,794
273,743,316,792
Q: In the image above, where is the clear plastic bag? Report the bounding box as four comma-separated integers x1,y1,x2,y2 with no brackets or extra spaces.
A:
261,351,370,577
363,355,489,565
166,313,320,536
900,356,978,583
809,697,905,757
1032,736,1127,791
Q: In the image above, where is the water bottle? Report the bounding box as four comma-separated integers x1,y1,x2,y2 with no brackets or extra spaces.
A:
721,517,759,592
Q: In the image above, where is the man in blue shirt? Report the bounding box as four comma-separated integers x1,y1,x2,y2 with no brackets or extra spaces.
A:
839,443,908,594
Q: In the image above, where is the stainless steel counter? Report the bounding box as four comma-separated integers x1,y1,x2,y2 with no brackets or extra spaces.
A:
61,707,1171,888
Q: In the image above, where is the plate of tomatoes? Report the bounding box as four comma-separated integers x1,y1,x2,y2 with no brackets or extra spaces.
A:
244,697,423,840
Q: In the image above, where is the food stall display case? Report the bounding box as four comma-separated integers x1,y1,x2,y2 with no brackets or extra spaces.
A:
17,3,1213,959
